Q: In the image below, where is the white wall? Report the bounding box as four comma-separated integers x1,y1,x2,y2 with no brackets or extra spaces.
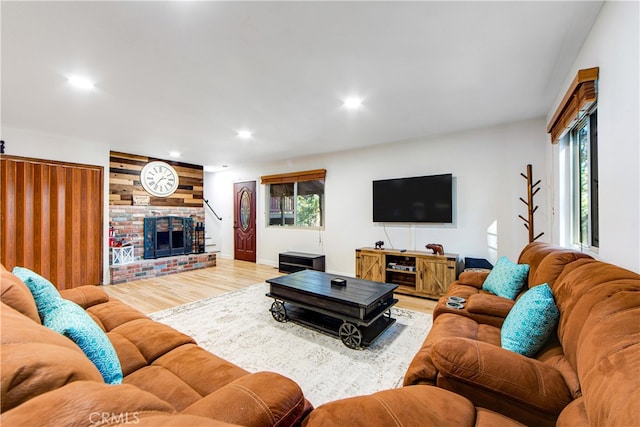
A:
7,1,637,279
206,118,551,276
547,1,640,272
2,126,112,283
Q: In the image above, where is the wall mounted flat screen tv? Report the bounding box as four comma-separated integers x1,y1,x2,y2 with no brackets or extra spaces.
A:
373,174,453,223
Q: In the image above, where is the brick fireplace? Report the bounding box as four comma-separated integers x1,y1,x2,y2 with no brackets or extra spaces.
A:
108,206,215,284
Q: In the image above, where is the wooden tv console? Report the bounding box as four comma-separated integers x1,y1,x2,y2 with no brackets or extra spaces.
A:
355,247,458,299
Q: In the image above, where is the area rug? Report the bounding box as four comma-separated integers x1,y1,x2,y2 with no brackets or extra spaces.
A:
149,283,432,407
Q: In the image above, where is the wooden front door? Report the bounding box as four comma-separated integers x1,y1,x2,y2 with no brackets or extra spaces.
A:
233,181,256,262
0,155,104,288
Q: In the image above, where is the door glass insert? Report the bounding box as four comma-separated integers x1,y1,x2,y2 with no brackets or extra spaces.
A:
240,190,251,231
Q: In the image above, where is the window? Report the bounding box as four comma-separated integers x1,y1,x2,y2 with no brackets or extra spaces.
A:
261,169,325,228
570,108,599,249
547,67,599,252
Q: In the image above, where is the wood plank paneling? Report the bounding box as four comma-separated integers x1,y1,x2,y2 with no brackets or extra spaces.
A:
0,155,103,288
109,151,203,207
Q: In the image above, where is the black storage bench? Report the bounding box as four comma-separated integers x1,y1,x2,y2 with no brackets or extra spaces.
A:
279,252,325,273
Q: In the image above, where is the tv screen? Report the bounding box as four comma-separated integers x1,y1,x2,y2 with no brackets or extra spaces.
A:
373,174,453,223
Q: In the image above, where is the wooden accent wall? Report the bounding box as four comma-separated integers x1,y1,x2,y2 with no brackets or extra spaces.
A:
109,151,203,207
0,155,103,288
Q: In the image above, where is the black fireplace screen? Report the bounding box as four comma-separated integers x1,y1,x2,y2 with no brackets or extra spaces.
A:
144,216,193,259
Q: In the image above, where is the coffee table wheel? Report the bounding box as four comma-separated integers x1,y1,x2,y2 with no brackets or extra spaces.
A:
270,301,287,322
339,322,362,349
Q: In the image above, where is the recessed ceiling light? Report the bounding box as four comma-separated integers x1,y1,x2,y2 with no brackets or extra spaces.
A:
237,130,252,139
67,75,95,91
168,151,181,158
343,97,363,109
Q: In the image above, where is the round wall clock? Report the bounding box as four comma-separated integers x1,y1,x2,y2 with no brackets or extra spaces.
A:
140,161,179,197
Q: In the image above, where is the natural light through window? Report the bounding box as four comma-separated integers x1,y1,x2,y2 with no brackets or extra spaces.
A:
570,108,599,250
487,220,498,263
261,169,326,229
268,180,324,227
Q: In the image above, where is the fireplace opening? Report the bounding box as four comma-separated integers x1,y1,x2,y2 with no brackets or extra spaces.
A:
144,216,193,259
156,217,170,252
171,217,184,249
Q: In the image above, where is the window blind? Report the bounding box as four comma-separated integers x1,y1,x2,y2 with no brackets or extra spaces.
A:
261,169,326,185
547,67,598,144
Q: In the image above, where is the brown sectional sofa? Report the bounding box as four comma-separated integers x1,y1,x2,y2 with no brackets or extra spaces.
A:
430,242,592,328
305,243,640,426
1,264,311,426
4,243,639,427
403,243,592,392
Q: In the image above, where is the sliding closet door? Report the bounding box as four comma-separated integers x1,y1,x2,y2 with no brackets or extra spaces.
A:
0,155,103,288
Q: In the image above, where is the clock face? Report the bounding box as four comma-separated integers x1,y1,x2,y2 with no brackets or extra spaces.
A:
140,161,179,197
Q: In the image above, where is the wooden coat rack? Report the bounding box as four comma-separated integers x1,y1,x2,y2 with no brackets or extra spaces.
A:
519,164,544,243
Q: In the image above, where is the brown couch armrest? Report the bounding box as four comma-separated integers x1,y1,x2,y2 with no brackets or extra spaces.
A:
303,385,524,427
457,271,491,289
183,371,310,427
1,381,234,427
466,294,515,318
432,338,572,415
60,285,110,309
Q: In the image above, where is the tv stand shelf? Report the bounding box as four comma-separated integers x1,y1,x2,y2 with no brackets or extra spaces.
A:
385,269,417,275
355,247,458,299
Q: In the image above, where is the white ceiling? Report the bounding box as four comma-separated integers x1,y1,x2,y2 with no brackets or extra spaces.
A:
1,1,603,170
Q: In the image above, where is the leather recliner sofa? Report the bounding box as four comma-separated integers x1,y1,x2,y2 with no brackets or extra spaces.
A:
430,242,592,328
303,243,640,426
1,264,312,426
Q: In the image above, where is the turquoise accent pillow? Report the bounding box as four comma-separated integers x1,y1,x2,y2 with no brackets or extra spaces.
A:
501,283,560,357
12,266,64,317
46,300,123,384
482,256,529,300
12,266,123,384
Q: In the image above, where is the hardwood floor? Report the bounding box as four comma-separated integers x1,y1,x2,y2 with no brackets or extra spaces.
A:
103,257,436,315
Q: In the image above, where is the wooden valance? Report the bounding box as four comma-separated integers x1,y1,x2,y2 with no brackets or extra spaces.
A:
261,169,326,185
547,67,599,144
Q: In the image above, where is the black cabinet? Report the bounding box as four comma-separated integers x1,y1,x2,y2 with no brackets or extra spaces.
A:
279,252,325,273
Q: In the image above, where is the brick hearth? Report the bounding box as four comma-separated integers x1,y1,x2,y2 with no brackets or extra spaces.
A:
109,253,216,284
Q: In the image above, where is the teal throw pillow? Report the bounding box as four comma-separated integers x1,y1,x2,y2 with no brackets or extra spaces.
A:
501,283,560,357
12,266,64,317
12,266,123,384
45,300,123,384
482,256,529,300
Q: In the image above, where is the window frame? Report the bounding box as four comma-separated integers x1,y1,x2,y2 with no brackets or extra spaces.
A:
547,67,599,254
261,169,326,230
568,106,599,252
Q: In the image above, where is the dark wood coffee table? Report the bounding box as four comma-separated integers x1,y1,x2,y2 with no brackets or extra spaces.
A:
266,270,398,349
